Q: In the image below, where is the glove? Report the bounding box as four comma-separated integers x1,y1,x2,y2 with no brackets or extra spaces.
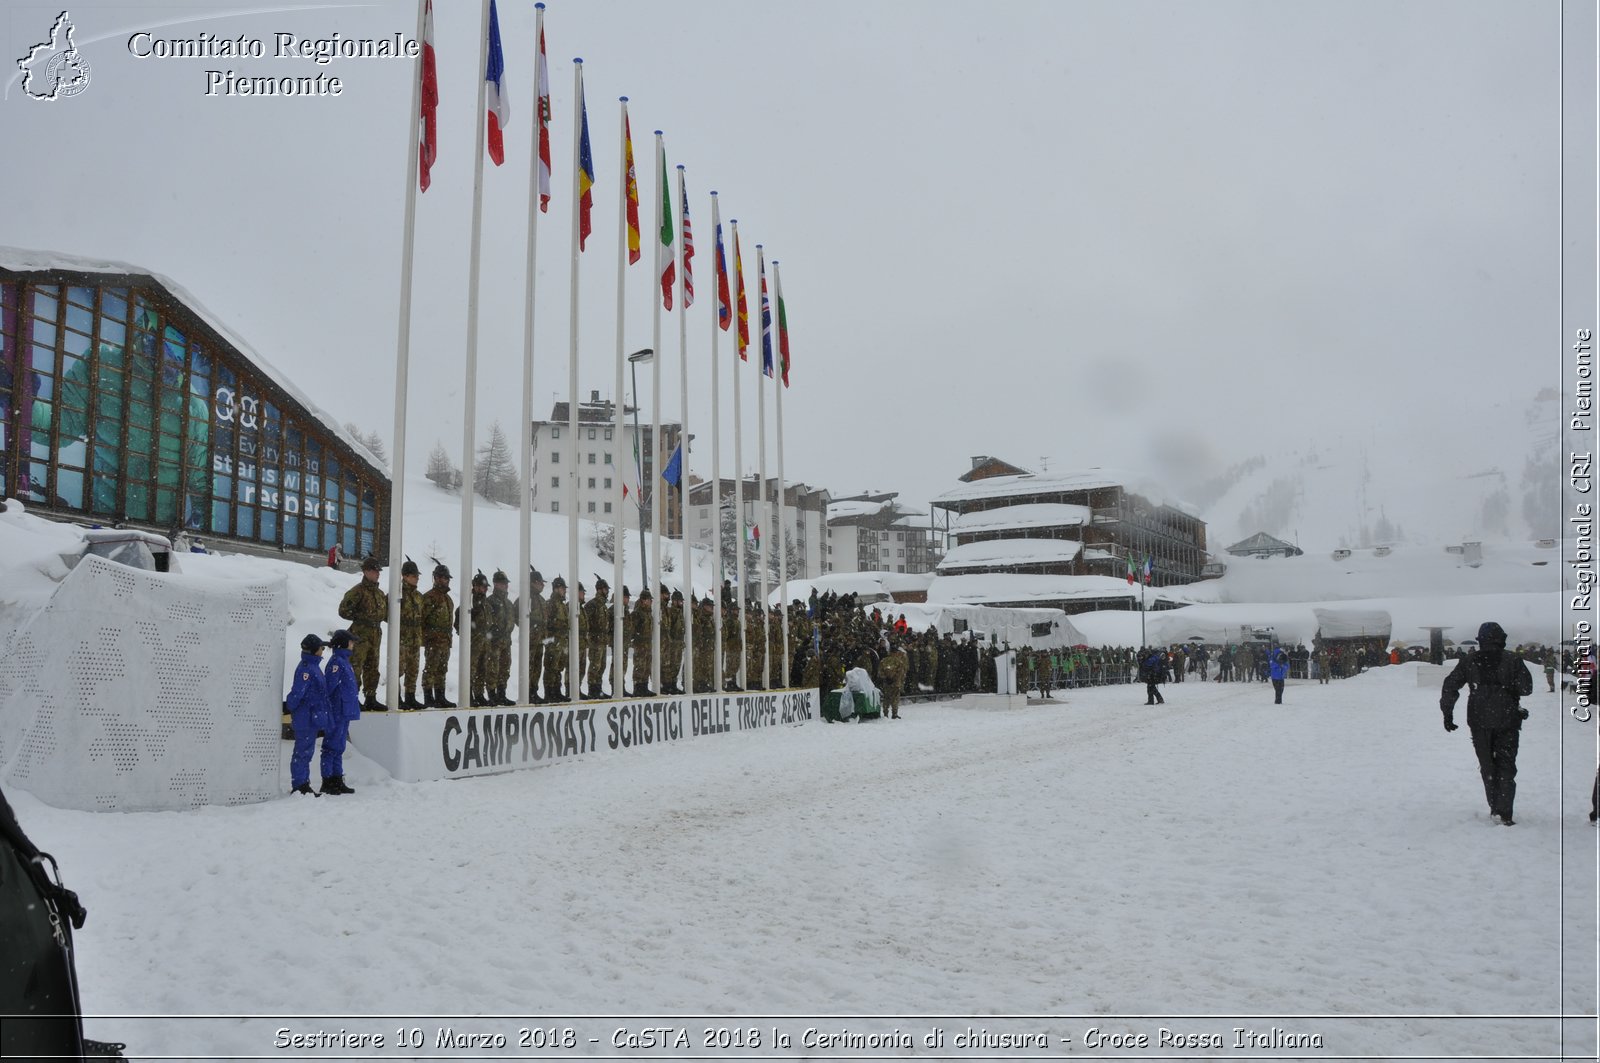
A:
1443,717,1458,732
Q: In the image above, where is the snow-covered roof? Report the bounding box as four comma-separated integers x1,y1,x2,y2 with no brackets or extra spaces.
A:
0,246,386,474
934,469,1130,507
927,572,1187,607
827,499,890,521
952,503,1092,535
937,538,1082,572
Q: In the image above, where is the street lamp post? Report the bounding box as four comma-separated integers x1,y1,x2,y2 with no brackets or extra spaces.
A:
627,347,654,594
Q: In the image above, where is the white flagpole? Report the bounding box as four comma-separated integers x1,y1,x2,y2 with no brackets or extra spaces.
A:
517,2,547,704
650,131,666,696
708,192,724,695
675,163,693,697
773,258,790,688
566,59,585,698
730,220,747,690
755,244,770,690
457,0,494,707
612,97,632,699
383,0,429,708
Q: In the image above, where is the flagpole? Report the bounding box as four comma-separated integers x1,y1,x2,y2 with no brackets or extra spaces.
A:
773,258,790,688
730,220,747,690
383,0,429,709
612,97,633,699
457,0,494,708
675,163,693,698
517,2,547,705
755,244,770,690
566,58,585,698
708,191,724,695
650,131,667,696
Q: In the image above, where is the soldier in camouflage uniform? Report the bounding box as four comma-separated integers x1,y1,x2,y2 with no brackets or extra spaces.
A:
723,595,744,690
420,563,456,707
543,576,571,703
662,589,686,695
745,603,767,690
397,559,425,710
468,572,492,706
879,639,908,719
338,556,389,710
628,589,655,697
693,596,716,692
484,571,517,705
768,607,785,690
523,569,547,704
582,577,612,699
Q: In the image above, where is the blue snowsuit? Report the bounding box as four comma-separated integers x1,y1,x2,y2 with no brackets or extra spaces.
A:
1269,650,1289,704
321,646,362,781
285,651,330,788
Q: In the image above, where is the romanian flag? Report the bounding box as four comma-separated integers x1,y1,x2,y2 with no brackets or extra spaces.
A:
418,0,437,191
679,174,694,308
535,15,550,211
759,254,774,378
714,210,730,331
775,266,790,387
484,0,508,166
576,66,593,251
657,139,675,308
622,104,640,264
733,227,748,358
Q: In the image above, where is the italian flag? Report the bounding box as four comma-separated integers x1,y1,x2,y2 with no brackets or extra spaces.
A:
1126,556,1136,586
657,139,675,309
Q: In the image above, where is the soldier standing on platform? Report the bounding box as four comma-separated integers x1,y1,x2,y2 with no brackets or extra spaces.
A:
693,596,716,692
468,572,492,707
745,602,767,690
486,571,517,705
582,577,612,699
768,606,785,690
543,576,571,703
723,594,744,691
662,588,686,695
524,569,548,704
420,563,456,707
337,556,389,710
628,589,655,697
397,559,425,710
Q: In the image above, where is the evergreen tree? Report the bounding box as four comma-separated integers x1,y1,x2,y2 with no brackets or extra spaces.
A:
425,441,457,490
474,421,522,505
344,423,389,464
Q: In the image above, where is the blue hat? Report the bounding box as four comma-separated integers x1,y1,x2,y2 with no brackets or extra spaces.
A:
300,633,325,653
329,629,358,650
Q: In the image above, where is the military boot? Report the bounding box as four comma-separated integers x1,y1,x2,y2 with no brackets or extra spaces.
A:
497,686,515,706
436,688,457,709
402,691,423,711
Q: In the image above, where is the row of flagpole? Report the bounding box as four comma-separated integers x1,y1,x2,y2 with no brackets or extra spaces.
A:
384,0,797,707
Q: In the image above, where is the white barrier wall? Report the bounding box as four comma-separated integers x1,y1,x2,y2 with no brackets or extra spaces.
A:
351,689,818,783
0,555,287,811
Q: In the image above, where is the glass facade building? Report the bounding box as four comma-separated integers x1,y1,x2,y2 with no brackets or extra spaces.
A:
0,261,388,558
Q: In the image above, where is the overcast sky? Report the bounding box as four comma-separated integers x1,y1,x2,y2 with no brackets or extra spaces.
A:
2,0,1562,512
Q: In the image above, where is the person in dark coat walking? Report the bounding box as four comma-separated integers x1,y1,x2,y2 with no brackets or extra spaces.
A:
1140,648,1166,705
1440,621,1533,825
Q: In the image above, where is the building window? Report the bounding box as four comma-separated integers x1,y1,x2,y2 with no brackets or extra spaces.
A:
604,428,613,440
587,477,596,489
587,428,596,440
604,477,612,489
587,453,596,465
551,501,559,513
587,501,596,513
604,502,612,513
551,476,559,488
552,427,561,438
897,548,905,557
552,451,560,464
603,452,612,465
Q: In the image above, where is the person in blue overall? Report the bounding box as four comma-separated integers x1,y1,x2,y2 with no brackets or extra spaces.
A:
321,629,363,795
1269,648,1289,705
285,633,330,795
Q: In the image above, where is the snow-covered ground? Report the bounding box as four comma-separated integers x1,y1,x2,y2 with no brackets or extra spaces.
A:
7,666,1596,1060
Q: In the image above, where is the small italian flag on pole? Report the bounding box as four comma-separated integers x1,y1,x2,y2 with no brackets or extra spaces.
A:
747,524,760,546
1126,556,1136,586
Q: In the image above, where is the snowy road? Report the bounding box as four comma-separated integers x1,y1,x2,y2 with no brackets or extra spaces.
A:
13,663,1596,1059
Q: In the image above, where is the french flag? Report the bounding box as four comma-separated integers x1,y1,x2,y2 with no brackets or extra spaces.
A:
484,0,508,165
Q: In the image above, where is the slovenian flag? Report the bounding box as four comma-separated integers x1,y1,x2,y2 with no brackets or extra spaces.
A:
484,0,508,166
714,210,730,331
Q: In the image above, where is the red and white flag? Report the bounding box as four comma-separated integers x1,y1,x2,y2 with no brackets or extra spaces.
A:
679,175,694,308
535,15,551,210
417,0,437,191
